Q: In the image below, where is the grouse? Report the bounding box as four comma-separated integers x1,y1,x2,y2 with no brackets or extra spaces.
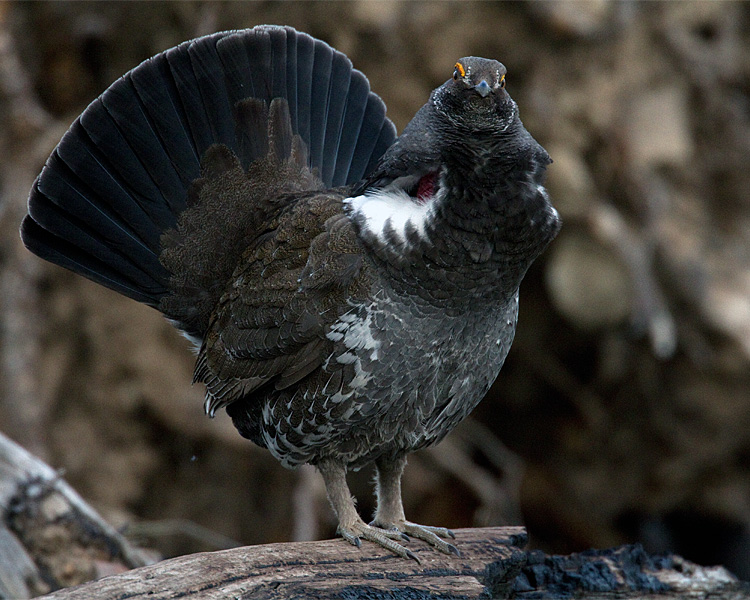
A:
21,25,560,560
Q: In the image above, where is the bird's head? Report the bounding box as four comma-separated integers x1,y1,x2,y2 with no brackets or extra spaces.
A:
348,56,557,265
352,57,526,196
431,57,517,134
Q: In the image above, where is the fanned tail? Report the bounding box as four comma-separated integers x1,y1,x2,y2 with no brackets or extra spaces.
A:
21,25,396,317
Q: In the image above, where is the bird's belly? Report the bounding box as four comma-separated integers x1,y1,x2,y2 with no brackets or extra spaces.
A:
260,293,519,469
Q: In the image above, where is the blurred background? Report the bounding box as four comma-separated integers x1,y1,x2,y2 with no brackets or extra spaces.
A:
0,0,748,581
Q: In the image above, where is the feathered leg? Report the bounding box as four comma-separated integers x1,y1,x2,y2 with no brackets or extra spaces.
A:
371,455,459,557
317,459,416,560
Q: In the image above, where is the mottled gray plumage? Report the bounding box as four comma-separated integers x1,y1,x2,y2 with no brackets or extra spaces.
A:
21,28,559,560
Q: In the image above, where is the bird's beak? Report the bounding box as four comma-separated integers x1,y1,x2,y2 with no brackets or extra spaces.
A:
474,80,491,98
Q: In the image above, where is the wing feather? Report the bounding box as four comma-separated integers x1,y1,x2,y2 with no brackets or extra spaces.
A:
198,195,370,416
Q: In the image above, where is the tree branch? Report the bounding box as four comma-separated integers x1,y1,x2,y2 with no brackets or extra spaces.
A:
0,432,153,598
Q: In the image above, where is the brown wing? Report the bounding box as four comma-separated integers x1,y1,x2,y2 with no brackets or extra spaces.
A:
195,191,373,416
158,99,322,338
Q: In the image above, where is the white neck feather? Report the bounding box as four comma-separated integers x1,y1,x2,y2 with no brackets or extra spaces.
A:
345,187,436,243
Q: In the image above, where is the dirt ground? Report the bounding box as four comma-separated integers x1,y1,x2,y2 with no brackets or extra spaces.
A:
0,0,748,581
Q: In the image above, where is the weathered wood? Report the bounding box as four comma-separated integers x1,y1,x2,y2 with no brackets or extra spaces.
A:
36,526,747,600
38,527,526,599
0,432,153,598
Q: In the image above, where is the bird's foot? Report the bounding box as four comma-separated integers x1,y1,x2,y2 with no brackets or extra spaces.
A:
370,519,460,557
338,519,419,561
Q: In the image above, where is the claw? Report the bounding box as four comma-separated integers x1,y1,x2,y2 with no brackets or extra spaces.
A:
366,518,460,557
400,521,460,556
338,520,420,560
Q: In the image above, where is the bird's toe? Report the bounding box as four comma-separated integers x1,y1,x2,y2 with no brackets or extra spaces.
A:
338,520,420,562
369,518,460,556
400,521,460,556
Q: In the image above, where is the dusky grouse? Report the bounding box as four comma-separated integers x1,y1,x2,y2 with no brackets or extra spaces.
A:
21,25,560,560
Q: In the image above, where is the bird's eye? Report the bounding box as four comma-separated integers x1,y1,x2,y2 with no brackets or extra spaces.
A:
453,62,466,81
500,75,506,89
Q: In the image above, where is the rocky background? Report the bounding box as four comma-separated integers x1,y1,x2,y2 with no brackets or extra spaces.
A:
0,0,748,583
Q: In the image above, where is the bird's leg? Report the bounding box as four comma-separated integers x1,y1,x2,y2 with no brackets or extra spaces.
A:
317,459,417,560
371,455,459,556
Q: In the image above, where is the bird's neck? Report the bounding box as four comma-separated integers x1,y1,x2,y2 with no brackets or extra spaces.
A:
347,148,559,304
440,143,558,257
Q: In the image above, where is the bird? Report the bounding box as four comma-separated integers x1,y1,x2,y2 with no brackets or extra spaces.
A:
21,25,560,560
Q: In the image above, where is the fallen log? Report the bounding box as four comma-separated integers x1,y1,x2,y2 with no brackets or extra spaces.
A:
36,526,746,600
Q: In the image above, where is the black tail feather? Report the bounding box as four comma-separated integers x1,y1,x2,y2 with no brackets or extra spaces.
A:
292,30,315,151
76,103,184,233
284,29,299,135
308,39,335,177
268,26,289,103
22,25,396,313
320,51,354,186
34,152,165,266
21,216,165,305
235,98,270,164
129,56,202,185
268,99,294,162
184,38,240,153
331,72,369,186
22,200,168,305
95,83,191,223
357,101,393,183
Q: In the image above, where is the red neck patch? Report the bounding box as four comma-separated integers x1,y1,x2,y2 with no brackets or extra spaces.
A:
416,172,437,204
